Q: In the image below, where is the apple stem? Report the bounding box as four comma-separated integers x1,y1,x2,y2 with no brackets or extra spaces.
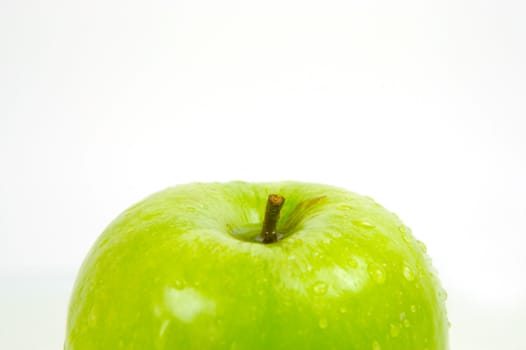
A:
260,194,285,244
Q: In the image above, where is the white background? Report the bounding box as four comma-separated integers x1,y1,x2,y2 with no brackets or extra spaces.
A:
1,0,525,349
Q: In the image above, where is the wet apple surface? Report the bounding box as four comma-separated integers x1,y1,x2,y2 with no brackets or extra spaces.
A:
65,181,448,349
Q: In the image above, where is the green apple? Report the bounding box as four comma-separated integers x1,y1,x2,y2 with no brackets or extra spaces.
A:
65,181,448,349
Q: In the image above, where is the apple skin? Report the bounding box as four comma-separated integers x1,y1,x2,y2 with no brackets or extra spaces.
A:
65,181,448,349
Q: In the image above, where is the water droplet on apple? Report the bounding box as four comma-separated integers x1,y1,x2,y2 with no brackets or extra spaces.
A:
318,317,328,329
416,240,427,253
312,251,325,262
288,255,297,261
339,204,354,211
88,310,97,327
339,306,348,314
159,319,170,336
352,220,375,229
403,266,415,281
390,323,400,337
153,304,162,317
372,340,381,350
368,263,386,284
292,238,304,247
398,225,413,243
438,288,448,301
229,341,239,350
348,257,359,268
410,305,417,313
312,281,328,295
403,319,411,328
174,280,183,289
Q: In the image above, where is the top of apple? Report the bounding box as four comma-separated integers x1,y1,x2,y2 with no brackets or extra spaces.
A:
66,181,449,350
109,181,400,250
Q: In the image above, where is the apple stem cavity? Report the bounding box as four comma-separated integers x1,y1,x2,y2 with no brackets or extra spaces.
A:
260,194,285,244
